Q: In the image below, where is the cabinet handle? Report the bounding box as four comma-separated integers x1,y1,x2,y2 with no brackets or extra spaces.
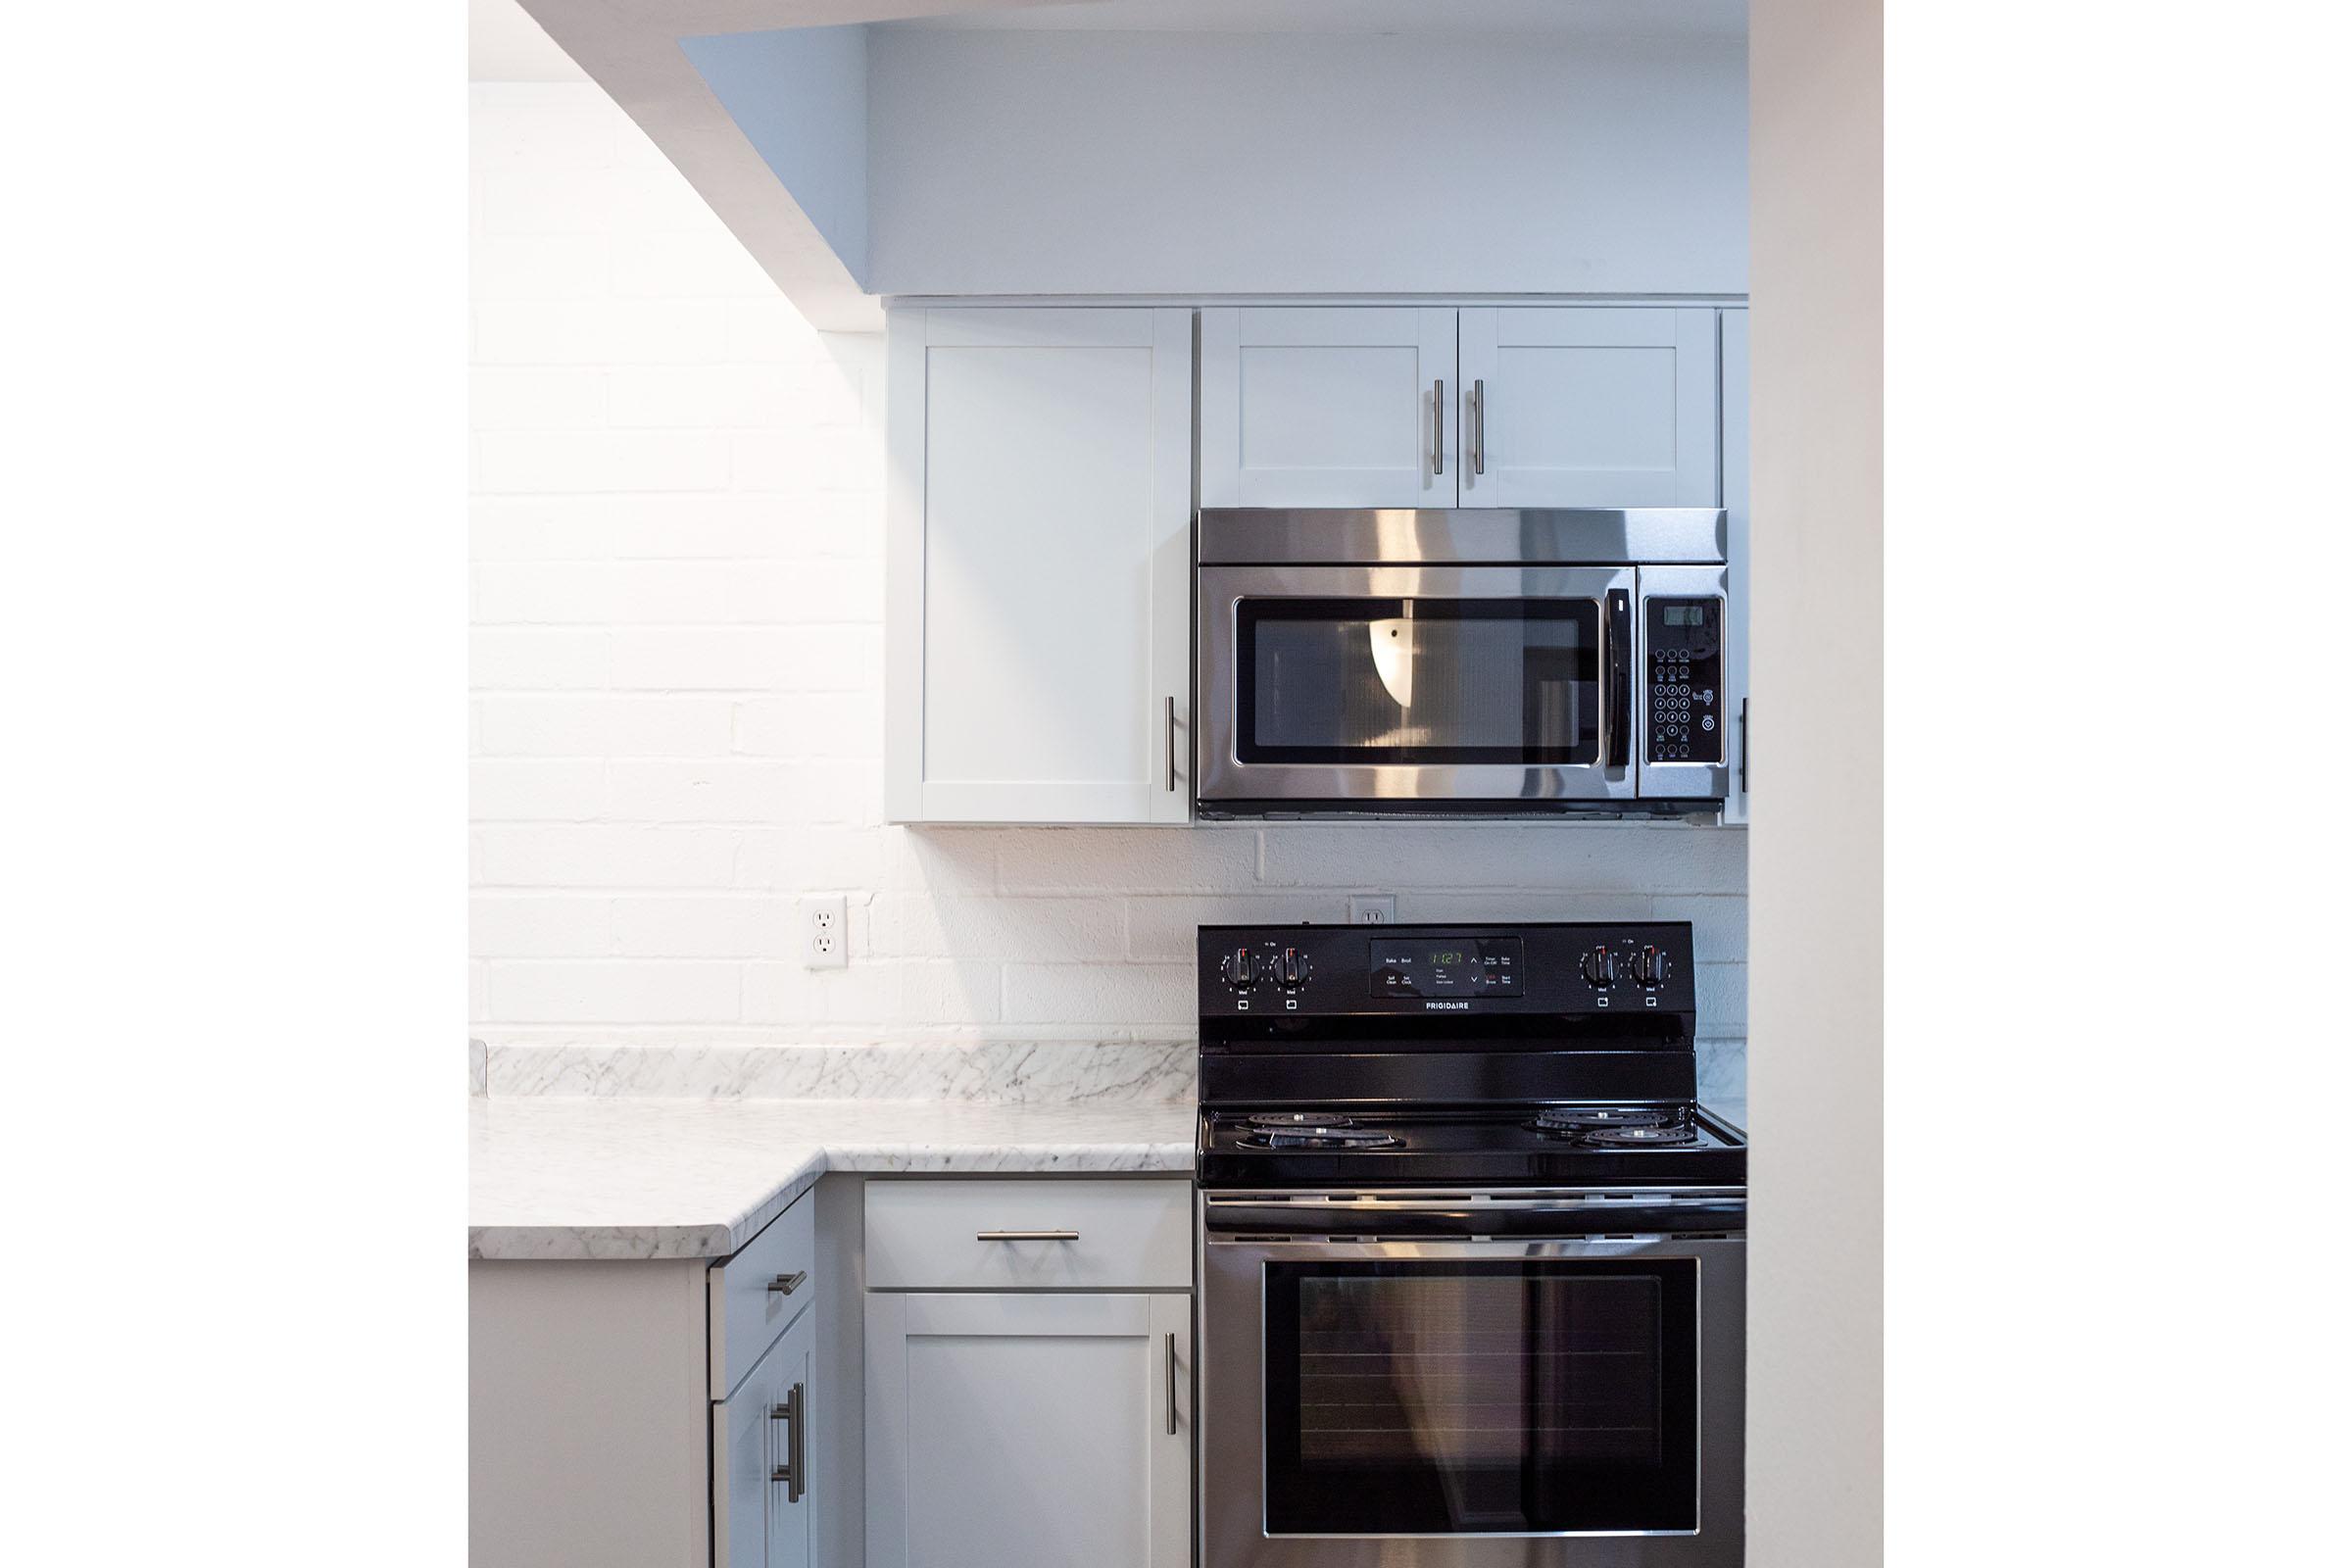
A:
1165,696,1178,793
976,1229,1080,1242
1165,1332,1178,1437
1431,378,1445,476
1471,378,1486,474
766,1270,808,1297
768,1380,806,1503
1739,699,1749,795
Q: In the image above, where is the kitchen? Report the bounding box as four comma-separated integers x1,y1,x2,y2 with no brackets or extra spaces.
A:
28,1,2352,1564
469,3,1772,1566
463,0,1778,1560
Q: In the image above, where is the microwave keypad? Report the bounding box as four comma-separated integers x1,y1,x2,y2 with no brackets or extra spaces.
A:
1645,598,1723,765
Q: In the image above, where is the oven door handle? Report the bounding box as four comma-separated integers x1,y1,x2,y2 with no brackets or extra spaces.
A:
1606,587,1633,770
1203,1200,1744,1240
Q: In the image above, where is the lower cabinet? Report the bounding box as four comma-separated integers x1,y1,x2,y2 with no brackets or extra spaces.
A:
715,1303,815,1568
865,1291,1191,1568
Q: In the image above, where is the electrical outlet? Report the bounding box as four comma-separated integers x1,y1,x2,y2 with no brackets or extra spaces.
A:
1348,894,1397,925
799,894,849,968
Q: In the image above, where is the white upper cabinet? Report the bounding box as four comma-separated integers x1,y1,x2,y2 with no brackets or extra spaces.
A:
886,307,1194,824
1201,306,1721,511
1200,307,1456,507
1456,307,1721,508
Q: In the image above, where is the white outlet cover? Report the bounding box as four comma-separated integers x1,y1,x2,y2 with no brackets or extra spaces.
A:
798,894,850,968
1348,894,1397,925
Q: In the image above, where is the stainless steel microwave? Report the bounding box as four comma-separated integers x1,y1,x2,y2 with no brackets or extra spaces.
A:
1195,509,1740,817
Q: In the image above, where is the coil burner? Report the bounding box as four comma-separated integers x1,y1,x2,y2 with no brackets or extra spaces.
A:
1532,1104,1700,1147
1239,1113,1402,1151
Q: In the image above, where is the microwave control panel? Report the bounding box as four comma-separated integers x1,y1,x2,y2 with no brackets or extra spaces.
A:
1645,597,1723,765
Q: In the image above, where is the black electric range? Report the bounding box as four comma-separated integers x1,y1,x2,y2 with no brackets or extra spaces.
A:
1193,919,1745,1190
1194,921,1748,1568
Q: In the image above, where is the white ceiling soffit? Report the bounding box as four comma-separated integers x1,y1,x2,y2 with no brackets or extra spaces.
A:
512,1,1041,331
507,1,1749,330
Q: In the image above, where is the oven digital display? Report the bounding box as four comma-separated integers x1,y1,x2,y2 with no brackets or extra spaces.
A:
1369,937,1524,998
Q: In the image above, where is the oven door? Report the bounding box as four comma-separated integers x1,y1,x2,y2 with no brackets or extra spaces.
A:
1200,1193,1744,1568
1196,565,1638,809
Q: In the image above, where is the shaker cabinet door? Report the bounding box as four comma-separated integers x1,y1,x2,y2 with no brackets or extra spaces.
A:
714,1304,814,1568
1200,307,1457,507
1457,307,1720,508
1718,307,1750,823
884,307,1194,823
865,1292,1191,1568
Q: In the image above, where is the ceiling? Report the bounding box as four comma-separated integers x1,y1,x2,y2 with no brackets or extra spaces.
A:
880,0,1747,38
470,0,587,81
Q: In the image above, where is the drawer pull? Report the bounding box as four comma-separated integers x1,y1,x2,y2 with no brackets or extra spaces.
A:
975,1229,1080,1242
766,1270,808,1296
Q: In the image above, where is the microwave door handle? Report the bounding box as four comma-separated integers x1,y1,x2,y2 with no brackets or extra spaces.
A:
1606,588,1632,769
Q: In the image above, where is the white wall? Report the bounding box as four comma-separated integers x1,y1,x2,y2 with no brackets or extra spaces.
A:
469,78,1749,1112
1746,0,1882,1560
862,26,1747,297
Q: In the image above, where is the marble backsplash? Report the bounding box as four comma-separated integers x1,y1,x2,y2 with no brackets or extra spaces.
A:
469,1037,1745,1125
477,1039,1197,1103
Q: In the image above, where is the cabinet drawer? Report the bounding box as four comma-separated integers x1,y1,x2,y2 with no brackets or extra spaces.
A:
865,1179,1192,1291
710,1189,817,1399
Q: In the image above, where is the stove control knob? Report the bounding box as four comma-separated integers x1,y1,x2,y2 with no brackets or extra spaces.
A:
1277,948,1310,991
1221,949,1256,991
1581,947,1619,988
1636,947,1672,988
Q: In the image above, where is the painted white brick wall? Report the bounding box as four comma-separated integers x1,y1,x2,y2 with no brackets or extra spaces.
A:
469,81,1748,1107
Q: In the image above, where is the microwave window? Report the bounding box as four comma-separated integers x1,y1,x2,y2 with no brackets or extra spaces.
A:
1237,599,1600,766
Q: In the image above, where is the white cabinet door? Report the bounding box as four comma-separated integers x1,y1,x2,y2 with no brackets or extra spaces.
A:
866,1292,1190,1568
885,308,1194,824
1200,306,1456,507
714,1303,814,1568
1718,308,1750,823
1457,307,1719,508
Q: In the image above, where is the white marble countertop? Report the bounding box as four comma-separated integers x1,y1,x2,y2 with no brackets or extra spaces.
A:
468,1096,1197,1262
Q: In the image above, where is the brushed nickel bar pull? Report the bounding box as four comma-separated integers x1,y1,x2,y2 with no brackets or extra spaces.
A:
1432,378,1446,476
1471,378,1486,474
768,1381,807,1502
976,1229,1080,1242
1165,1332,1178,1437
1166,696,1178,792
1739,699,1750,794
766,1270,808,1296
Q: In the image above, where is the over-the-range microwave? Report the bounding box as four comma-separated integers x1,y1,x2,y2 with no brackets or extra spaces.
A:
1195,508,1741,817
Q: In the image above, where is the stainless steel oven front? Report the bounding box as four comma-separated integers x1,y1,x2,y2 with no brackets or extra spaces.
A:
1195,509,1735,816
1200,1191,1745,1568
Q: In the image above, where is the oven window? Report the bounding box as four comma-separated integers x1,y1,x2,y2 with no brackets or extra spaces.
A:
1237,599,1599,765
1262,1259,1699,1536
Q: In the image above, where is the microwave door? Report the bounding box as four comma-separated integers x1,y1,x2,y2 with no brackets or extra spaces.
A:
1195,564,1638,808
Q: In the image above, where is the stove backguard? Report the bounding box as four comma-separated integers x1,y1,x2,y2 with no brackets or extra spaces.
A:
1199,921,1699,1109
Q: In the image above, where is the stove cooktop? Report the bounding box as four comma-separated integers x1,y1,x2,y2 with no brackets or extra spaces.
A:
1195,1103,1747,1189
